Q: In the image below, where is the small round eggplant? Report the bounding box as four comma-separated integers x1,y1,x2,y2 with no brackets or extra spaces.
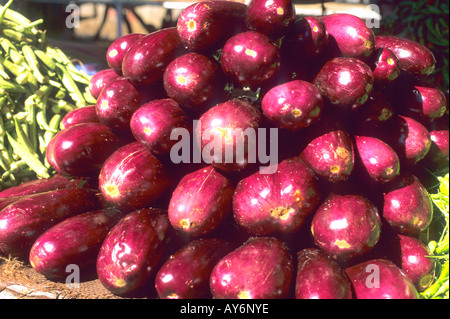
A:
312,57,373,110
163,52,224,114
106,33,145,76
130,98,191,155
295,248,353,299
99,142,172,213
382,173,433,236
233,157,321,235
300,129,355,183
176,0,247,52
47,123,121,177
210,236,293,299
155,238,232,299
354,135,400,183
369,47,401,86
96,208,170,296
345,259,419,299
283,16,328,59
122,27,183,87
95,77,141,135
221,31,281,89
375,35,436,78
88,68,121,99
196,98,263,172
403,85,448,120
60,105,100,130
261,80,323,131
245,0,296,38
397,234,435,291
429,129,449,164
320,13,375,59
311,193,381,262
168,166,234,237
29,208,124,281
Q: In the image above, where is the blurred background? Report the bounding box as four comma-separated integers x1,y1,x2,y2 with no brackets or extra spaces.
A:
2,0,448,90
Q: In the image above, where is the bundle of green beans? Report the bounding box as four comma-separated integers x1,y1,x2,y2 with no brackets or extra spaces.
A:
0,0,95,190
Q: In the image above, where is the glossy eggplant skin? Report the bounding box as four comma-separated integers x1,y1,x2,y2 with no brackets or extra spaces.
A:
311,193,381,263
221,31,281,89
130,99,191,155
0,174,91,198
196,98,263,172
95,77,141,135
370,48,400,87
107,33,145,76
300,129,355,183
29,208,124,281
233,157,321,235
47,123,121,178
210,236,293,299
60,105,100,130
354,135,400,183
99,142,172,213
321,13,375,59
245,0,295,38
261,80,323,131
96,208,170,296
403,85,448,120
176,0,247,52
122,27,183,87
168,166,234,237
88,69,121,99
375,35,436,78
382,174,433,236
345,259,419,299
295,248,353,299
397,234,435,291
0,188,101,258
163,52,224,115
429,129,449,164
312,57,373,110
155,238,232,299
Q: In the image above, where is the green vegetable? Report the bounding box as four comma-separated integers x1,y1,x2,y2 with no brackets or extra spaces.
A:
0,0,93,190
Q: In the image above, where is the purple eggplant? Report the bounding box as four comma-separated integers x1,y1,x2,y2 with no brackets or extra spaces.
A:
122,27,184,86
88,68,121,100
261,80,324,131
47,123,121,177
402,85,448,120
29,208,124,280
233,156,321,235
369,48,400,86
312,57,373,110
382,173,433,235
354,135,400,183
245,0,296,37
98,142,172,213
210,236,293,299
60,105,100,130
130,98,191,155
375,35,436,78
155,238,232,299
96,208,170,296
221,31,281,89
311,193,382,262
320,13,375,59
168,165,234,237
345,259,419,299
295,248,353,299
176,0,247,52
163,52,224,115
429,129,449,164
106,33,145,76
0,188,101,258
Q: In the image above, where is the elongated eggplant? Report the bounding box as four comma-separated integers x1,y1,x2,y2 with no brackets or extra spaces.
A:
0,188,101,258
96,208,170,296
29,208,124,281
155,238,232,299
47,123,121,177
99,142,172,212
106,33,145,76
88,68,121,99
60,105,100,130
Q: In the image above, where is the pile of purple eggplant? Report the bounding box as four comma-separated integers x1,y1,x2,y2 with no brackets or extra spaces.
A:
0,0,448,299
